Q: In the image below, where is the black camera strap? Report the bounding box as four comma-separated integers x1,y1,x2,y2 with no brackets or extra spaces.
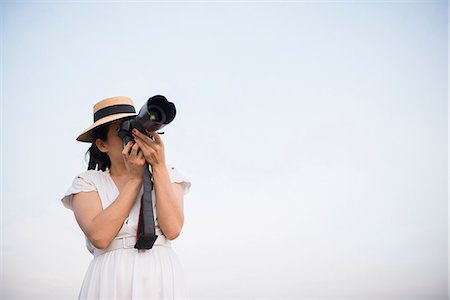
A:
134,162,158,249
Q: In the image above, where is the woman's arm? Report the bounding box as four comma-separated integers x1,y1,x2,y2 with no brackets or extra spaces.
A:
72,178,143,249
152,164,185,240
129,129,185,239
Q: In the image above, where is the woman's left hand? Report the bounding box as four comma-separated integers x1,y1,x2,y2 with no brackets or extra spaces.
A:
131,128,166,168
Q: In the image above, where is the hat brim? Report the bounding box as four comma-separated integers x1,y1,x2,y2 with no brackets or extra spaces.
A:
76,113,138,143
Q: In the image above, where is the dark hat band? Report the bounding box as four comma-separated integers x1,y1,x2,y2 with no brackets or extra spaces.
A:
94,104,136,122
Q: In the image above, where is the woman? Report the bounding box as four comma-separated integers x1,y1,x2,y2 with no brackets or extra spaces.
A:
61,96,192,299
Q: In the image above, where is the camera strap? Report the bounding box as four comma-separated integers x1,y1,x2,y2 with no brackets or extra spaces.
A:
134,162,158,249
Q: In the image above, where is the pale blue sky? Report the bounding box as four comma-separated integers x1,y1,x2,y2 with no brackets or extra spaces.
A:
1,1,448,299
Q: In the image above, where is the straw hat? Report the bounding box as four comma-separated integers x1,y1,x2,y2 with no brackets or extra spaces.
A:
76,96,138,143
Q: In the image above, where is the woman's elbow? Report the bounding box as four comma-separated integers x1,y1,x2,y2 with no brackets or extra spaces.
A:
165,227,182,240
89,234,110,250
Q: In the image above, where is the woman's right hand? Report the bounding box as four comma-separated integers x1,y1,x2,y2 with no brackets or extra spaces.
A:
122,141,146,181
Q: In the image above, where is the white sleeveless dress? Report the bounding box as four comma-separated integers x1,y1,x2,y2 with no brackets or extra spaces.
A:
61,164,192,300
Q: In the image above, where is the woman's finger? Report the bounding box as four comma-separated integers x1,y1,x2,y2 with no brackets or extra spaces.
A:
131,129,151,142
130,141,140,157
122,141,133,156
146,130,162,145
134,138,150,161
135,135,153,152
133,131,156,148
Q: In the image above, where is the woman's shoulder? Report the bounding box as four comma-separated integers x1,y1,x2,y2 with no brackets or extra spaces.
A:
165,163,192,195
165,163,176,170
165,163,182,178
61,169,109,211
75,168,109,184
77,168,106,177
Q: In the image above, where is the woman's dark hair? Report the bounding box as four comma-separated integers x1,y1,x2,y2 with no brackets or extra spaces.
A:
84,122,112,171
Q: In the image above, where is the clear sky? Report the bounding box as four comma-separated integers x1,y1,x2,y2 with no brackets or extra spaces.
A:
1,1,448,299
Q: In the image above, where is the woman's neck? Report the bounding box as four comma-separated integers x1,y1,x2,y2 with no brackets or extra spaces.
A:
109,162,128,178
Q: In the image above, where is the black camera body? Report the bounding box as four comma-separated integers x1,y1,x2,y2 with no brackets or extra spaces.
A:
118,95,176,146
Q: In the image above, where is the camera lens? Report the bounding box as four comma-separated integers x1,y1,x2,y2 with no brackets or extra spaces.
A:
147,106,165,123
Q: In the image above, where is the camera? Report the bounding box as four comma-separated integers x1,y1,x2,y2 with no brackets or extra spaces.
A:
118,95,176,146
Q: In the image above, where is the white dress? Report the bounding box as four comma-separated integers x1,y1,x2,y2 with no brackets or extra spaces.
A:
61,164,192,300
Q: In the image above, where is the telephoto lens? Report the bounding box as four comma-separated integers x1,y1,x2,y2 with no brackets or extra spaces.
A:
118,95,176,147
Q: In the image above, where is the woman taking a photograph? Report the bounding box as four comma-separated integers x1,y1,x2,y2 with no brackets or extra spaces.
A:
61,96,191,299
